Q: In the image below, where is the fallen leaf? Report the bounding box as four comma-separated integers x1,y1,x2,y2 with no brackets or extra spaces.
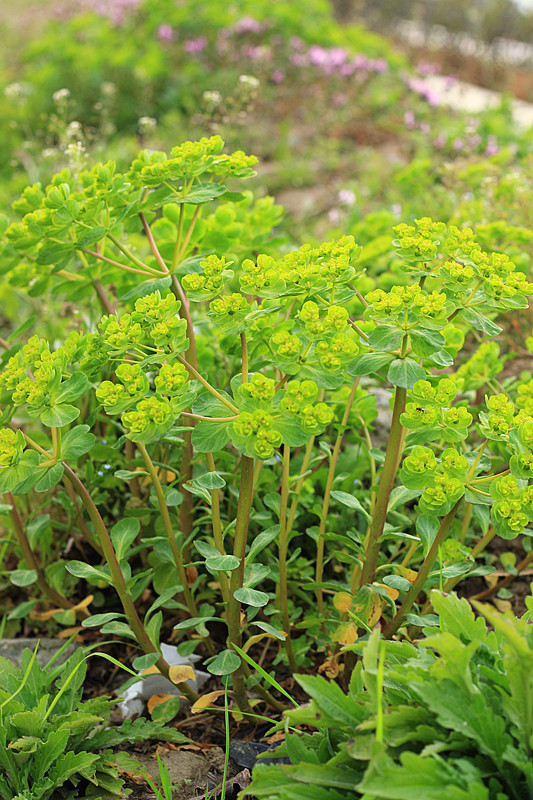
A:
191,690,227,714
169,664,196,684
57,626,84,639
147,694,176,714
332,621,358,646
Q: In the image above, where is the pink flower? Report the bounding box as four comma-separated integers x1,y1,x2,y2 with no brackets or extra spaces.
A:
271,69,285,84
338,189,356,206
404,111,416,128
328,209,341,224
485,136,499,156
184,36,208,54
233,16,265,34
157,24,174,41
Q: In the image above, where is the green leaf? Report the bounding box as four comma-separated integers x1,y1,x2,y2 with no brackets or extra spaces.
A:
348,352,394,377
191,420,230,453
206,554,240,571
151,695,182,723
367,325,403,352
207,649,241,676
461,308,502,336
60,425,95,460
66,561,112,585
55,372,90,404
246,525,280,564
6,315,36,343
40,404,80,428
9,569,38,587
34,463,65,492
110,518,140,562
416,514,439,557
387,358,426,389
233,587,269,607
132,652,161,671
100,620,137,639
176,183,227,205
196,471,226,490
330,491,371,520
410,328,446,357
76,226,105,247
114,469,149,480
81,612,125,628
119,276,172,301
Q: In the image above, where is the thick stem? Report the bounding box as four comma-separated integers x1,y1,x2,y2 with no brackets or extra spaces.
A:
62,464,197,700
278,445,296,672
383,499,462,638
139,212,169,273
316,378,360,616
227,455,255,712
136,442,198,618
6,493,76,612
171,276,197,370
93,279,115,315
240,333,249,383
62,478,103,555
358,386,407,588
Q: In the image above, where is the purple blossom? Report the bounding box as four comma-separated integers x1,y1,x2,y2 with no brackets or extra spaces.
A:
485,135,499,156
157,23,174,42
233,16,265,34
407,78,440,107
434,134,447,148
271,69,285,84
417,61,440,76
404,111,416,129
184,36,208,54
420,121,430,134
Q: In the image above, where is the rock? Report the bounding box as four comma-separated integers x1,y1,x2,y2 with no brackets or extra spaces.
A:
0,637,78,668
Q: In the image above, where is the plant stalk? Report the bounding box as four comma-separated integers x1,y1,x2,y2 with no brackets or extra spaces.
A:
383,499,462,638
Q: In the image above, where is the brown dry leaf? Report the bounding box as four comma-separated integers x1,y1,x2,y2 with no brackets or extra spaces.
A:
72,594,94,611
318,654,342,679
191,690,226,714
375,582,399,602
142,664,161,677
169,664,196,684
333,591,352,613
262,731,286,745
147,694,176,715
186,565,198,586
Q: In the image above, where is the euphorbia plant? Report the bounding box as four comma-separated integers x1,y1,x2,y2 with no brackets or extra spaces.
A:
1,140,533,712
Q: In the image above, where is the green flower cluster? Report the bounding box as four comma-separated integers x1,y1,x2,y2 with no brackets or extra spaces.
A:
99,291,188,356
232,409,283,459
209,293,250,333
0,428,24,468
400,378,472,443
490,474,532,538
0,333,87,428
182,255,233,301
239,254,285,298
400,445,468,514
138,136,255,185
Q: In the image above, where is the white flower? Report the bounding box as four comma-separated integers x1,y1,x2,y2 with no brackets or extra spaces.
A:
138,116,157,133
53,88,70,104
238,74,260,90
203,90,223,106
338,189,356,206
